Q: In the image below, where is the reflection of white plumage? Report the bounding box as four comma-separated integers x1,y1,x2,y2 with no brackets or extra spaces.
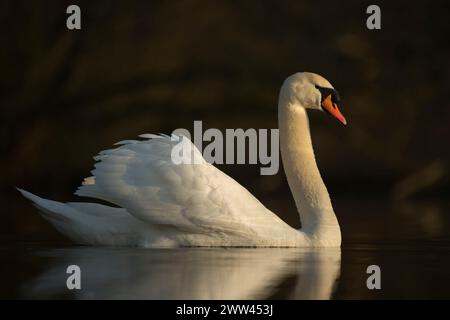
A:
19,72,346,247
22,248,341,299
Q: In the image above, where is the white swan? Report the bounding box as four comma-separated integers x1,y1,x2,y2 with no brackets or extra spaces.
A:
19,72,347,247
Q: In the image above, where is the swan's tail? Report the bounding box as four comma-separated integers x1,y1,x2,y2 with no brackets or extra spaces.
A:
17,188,146,245
17,188,76,225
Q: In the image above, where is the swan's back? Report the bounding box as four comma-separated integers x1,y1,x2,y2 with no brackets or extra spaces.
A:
21,135,300,247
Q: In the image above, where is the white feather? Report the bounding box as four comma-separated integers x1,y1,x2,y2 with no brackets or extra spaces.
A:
19,72,343,247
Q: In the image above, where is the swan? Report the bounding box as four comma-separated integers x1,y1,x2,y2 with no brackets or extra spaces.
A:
18,72,347,247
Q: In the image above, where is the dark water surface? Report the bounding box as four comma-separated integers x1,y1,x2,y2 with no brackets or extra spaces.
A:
2,243,450,299
2,197,450,299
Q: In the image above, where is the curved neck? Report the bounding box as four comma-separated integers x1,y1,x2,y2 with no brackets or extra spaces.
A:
278,86,340,239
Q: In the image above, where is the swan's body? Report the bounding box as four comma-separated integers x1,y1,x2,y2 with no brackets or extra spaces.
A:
19,72,346,247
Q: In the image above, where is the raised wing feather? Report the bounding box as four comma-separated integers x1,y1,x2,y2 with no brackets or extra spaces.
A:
75,135,285,237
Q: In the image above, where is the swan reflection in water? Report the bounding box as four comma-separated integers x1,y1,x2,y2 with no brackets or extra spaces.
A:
23,247,341,299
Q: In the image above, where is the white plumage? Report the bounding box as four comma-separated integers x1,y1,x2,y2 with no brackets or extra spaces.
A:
19,72,344,247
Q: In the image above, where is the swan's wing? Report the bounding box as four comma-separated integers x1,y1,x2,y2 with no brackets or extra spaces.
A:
75,135,285,237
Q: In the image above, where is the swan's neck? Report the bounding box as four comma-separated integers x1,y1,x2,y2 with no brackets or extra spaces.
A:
278,89,340,242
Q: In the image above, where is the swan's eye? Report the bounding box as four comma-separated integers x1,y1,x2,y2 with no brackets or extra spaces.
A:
315,85,339,107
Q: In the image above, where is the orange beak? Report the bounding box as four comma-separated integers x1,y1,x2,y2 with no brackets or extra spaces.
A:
322,94,347,126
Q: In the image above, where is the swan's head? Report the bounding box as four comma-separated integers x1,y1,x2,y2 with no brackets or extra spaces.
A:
281,72,347,126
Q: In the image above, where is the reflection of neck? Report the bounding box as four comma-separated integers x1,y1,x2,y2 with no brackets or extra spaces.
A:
278,86,340,244
293,249,341,299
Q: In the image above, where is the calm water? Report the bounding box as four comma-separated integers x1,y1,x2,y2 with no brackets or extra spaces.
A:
2,243,450,299
2,197,450,299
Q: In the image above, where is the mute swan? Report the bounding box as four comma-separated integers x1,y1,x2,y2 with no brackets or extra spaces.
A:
19,72,347,247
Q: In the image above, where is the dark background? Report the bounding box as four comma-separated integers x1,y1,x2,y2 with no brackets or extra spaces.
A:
1,0,449,247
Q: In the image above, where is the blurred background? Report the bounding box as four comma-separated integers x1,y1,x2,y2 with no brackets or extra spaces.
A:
1,0,449,248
